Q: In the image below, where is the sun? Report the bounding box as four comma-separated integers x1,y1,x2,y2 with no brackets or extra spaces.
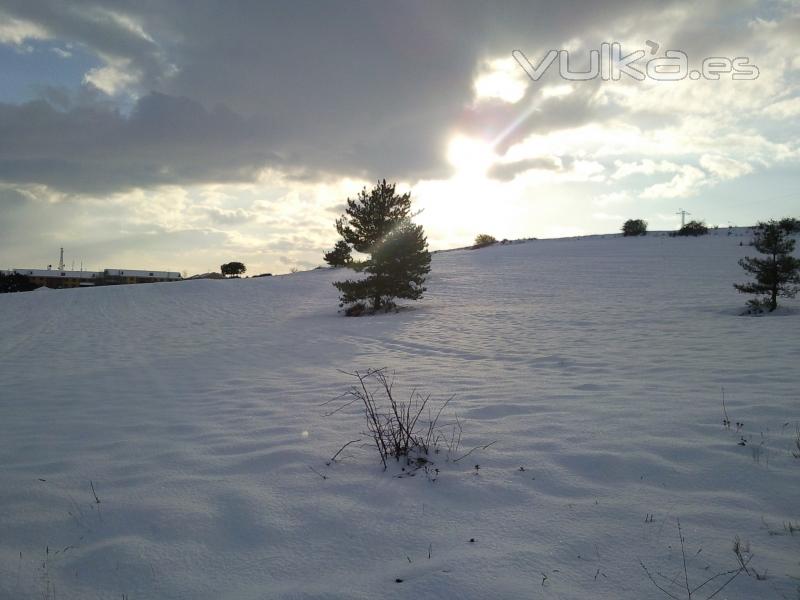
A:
446,135,496,178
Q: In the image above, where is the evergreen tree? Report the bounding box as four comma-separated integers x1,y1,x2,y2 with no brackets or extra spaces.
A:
734,220,800,312
335,180,412,253
323,240,352,267
332,180,430,313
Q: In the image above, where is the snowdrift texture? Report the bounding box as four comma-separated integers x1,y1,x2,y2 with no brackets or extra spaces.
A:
1,232,798,599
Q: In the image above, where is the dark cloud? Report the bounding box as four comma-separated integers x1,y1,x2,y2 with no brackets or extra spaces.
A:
0,0,741,194
0,93,277,193
488,156,564,181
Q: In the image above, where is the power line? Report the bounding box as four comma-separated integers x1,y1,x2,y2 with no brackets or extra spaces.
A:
676,209,691,227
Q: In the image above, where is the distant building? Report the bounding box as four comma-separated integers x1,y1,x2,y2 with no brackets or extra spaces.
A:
100,269,182,285
8,268,182,289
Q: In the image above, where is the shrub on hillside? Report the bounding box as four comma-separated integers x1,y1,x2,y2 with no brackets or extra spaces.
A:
328,368,490,473
622,219,647,236
474,234,497,248
673,220,709,237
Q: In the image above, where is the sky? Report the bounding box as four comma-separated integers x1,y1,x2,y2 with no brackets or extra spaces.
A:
0,1,798,275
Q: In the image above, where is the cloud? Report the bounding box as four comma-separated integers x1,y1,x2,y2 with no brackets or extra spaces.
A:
0,0,798,270
83,56,141,95
0,0,752,195
51,46,71,58
611,159,685,180
0,11,48,46
473,58,528,104
699,154,753,181
763,96,800,119
488,156,563,181
592,191,631,207
0,93,277,193
202,207,254,226
640,165,706,199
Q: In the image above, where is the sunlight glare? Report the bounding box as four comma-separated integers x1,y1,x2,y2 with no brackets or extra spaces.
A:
446,136,496,177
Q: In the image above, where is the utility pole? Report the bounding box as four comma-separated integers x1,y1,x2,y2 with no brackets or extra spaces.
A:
676,209,691,228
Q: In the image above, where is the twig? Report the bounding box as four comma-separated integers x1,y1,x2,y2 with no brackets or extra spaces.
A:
453,440,497,462
322,396,359,417
691,566,742,595
677,519,691,598
90,480,102,522
641,522,754,600
329,439,362,463
640,560,682,600
90,481,100,504
704,557,750,599
308,466,328,480
721,387,730,428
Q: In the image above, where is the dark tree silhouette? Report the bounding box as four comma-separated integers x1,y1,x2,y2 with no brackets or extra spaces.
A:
331,180,430,314
622,219,647,236
335,180,412,254
323,240,352,267
0,272,37,293
778,216,800,234
674,220,709,236
221,262,246,277
734,220,800,312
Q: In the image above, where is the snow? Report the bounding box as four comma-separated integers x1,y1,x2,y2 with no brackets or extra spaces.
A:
1,231,798,599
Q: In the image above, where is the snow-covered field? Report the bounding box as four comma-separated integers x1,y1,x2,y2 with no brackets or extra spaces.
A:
1,232,798,599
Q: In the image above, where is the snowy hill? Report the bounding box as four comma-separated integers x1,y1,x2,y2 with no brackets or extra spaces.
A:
1,233,798,599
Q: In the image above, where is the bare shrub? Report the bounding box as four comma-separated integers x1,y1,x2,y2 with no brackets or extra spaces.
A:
330,369,451,469
640,519,756,599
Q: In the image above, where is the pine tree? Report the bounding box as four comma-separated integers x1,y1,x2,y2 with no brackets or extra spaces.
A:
323,240,352,267
335,180,412,253
331,180,430,314
734,220,800,312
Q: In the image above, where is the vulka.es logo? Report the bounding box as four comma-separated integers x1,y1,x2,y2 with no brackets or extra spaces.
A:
512,42,759,82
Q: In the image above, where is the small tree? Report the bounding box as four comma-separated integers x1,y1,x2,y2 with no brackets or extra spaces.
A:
474,234,497,248
622,219,647,236
778,217,800,234
332,180,430,314
734,220,800,312
323,240,352,267
221,262,246,278
675,220,709,236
